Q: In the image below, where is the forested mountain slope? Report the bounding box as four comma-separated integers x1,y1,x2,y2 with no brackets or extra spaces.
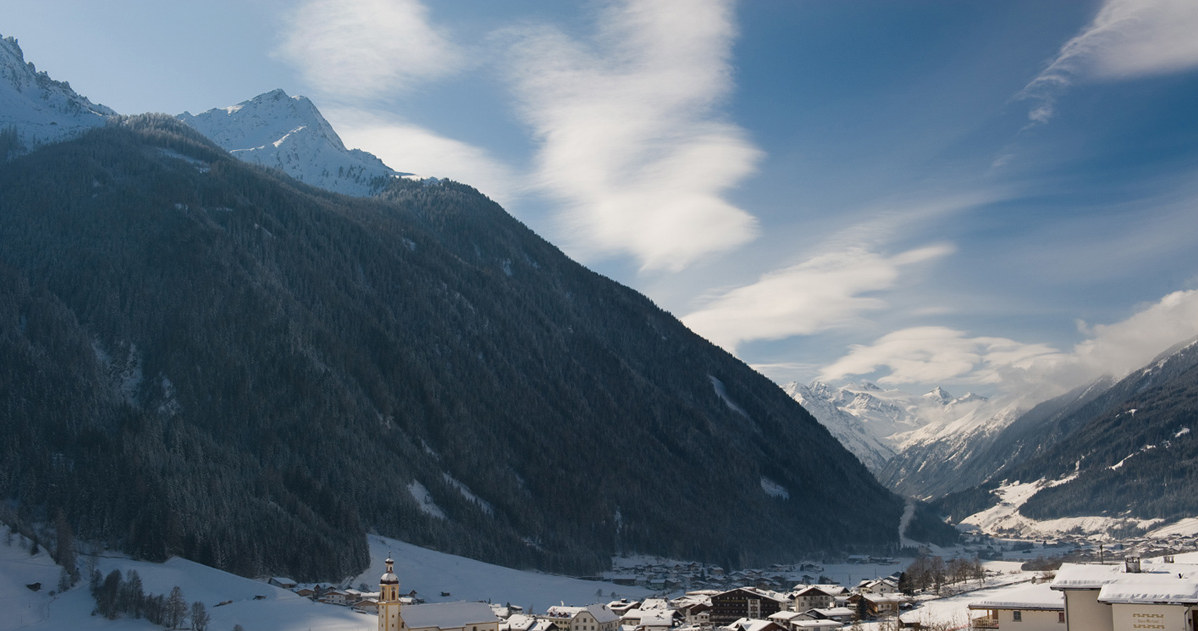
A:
0,117,943,581
935,339,1198,527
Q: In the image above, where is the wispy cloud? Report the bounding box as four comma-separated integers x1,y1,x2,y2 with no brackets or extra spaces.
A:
682,244,955,352
276,0,464,101
502,0,761,271
326,108,518,206
819,289,1198,404
1019,0,1198,123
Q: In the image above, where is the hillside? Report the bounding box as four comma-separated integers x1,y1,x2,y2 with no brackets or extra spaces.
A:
935,339,1198,532
0,114,940,581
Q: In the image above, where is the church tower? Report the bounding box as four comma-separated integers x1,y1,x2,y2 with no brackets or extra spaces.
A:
379,556,403,631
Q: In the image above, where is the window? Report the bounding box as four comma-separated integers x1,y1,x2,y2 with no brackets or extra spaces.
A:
1058,612,1065,623
1012,611,1022,622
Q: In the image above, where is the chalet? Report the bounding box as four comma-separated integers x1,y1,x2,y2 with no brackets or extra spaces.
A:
268,576,297,589
1051,557,1198,631
504,613,559,631
967,581,1064,630
721,618,787,631
851,593,905,619
856,578,898,595
710,588,790,627
544,604,621,631
803,607,853,624
790,586,835,611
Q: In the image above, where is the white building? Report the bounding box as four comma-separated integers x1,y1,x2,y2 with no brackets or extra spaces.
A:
967,581,1064,630
544,604,621,631
1051,557,1198,631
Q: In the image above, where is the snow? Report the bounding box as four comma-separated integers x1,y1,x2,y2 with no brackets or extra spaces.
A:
178,89,409,197
354,536,652,610
408,481,447,520
708,375,748,418
759,477,789,499
0,531,656,631
0,36,116,152
958,477,1162,539
966,581,1062,610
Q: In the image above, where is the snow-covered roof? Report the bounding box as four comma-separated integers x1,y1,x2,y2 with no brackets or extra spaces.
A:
967,582,1063,611
1053,559,1198,605
402,601,500,629
1051,563,1125,589
1098,576,1198,604
793,622,840,630
546,604,619,624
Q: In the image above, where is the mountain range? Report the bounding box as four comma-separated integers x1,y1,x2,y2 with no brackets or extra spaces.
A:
0,36,952,581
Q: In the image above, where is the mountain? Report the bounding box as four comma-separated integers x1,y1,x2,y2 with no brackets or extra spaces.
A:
935,338,1198,534
178,89,408,197
0,100,955,580
783,381,993,477
0,35,115,156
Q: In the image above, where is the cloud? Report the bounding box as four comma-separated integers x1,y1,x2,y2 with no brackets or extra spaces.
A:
326,108,518,206
502,0,761,271
1019,0,1198,123
819,289,1198,404
681,244,955,352
277,0,463,100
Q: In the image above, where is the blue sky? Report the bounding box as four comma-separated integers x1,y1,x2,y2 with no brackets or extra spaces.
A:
6,0,1198,405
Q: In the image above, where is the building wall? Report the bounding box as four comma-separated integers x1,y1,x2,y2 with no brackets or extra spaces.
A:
1064,590,1112,631
1109,603,1188,631
999,608,1064,631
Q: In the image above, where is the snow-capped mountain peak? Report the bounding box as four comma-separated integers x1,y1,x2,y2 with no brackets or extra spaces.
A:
178,89,409,197
0,35,116,153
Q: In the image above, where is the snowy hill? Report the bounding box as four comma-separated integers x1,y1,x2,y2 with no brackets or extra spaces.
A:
0,35,115,154
0,531,648,631
178,89,408,197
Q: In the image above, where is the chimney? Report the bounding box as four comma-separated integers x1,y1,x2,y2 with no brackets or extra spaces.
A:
1125,557,1141,573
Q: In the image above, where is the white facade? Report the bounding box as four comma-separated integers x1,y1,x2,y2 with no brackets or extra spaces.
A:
1051,558,1198,631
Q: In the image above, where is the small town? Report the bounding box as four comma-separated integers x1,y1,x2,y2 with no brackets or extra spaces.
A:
258,533,1198,631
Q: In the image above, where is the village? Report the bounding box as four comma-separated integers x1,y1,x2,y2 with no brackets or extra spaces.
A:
261,528,1198,631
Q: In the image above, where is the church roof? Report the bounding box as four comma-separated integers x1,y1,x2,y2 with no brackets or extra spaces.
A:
403,601,500,629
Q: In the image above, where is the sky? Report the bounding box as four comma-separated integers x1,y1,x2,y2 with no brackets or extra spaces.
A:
4,0,1198,406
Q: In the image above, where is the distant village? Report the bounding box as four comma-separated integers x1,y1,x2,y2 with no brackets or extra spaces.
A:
268,528,1198,631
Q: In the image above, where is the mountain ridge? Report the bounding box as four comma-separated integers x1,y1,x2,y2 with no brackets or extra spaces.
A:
178,88,409,197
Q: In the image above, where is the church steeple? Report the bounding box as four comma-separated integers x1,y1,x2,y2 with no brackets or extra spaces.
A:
379,555,402,631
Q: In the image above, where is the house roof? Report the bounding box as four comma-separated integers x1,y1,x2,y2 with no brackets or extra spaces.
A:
403,601,500,629
967,583,1064,611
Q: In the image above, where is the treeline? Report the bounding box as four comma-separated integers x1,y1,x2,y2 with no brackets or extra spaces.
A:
898,554,984,595
90,568,210,631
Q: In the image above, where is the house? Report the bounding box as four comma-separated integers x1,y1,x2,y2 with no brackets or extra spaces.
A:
544,604,621,631
268,576,297,589
790,586,835,611
505,614,559,631
710,588,790,627
967,581,1064,630
721,618,787,631
353,598,379,615
851,593,905,619
856,578,898,595
1051,556,1198,631
804,607,853,624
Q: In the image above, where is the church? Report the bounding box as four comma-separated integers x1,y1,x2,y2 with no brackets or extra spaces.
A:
378,557,502,631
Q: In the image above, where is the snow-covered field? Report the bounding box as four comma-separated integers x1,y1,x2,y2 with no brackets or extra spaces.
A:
0,532,651,631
